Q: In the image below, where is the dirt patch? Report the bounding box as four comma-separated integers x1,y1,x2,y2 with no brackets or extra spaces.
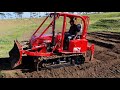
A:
0,31,120,78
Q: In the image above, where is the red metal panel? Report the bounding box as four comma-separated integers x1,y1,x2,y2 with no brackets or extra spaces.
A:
60,15,67,51
69,39,88,53
24,50,53,56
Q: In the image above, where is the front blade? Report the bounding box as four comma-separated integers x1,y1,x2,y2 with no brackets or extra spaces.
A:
9,40,23,69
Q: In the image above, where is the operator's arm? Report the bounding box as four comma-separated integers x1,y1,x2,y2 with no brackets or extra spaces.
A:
73,32,79,40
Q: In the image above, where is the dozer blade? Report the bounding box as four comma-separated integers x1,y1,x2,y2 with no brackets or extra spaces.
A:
9,40,23,69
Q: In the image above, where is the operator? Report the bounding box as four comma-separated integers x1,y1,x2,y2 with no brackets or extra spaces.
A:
65,18,81,40
68,19,80,38
64,18,81,50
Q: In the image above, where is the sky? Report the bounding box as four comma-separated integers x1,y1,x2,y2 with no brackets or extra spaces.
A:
22,12,45,18
0,12,46,19
0,12,79,19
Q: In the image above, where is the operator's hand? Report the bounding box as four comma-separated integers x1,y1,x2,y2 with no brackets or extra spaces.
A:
73,36,76,40
73,32,79,40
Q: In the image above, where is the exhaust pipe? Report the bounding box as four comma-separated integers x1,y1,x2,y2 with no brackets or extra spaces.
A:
9,40,23,69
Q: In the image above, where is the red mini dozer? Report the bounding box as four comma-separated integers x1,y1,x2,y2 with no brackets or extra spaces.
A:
9,12,95,71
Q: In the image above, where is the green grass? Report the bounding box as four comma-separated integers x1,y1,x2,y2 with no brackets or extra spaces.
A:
0,19,41,57
87,12,120,32
0,12,120,58
0,71,5,78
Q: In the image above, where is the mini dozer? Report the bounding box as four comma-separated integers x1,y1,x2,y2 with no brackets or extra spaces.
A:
9,12,95,71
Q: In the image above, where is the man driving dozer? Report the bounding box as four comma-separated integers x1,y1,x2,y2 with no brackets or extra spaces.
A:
64,18,81,50
68,18,80,37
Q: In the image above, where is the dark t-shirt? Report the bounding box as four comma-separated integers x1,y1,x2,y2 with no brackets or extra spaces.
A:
68,24,80,35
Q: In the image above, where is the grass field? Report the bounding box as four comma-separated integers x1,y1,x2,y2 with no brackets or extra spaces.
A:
88,12,120,32
0,12,120,58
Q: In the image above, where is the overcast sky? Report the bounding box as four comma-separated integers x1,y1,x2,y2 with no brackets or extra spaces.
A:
0,12,52,19
0,12,79,19
1,12,45,18
0,12,65,18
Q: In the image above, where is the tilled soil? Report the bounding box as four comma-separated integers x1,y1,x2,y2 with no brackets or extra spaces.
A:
0,31,120,78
